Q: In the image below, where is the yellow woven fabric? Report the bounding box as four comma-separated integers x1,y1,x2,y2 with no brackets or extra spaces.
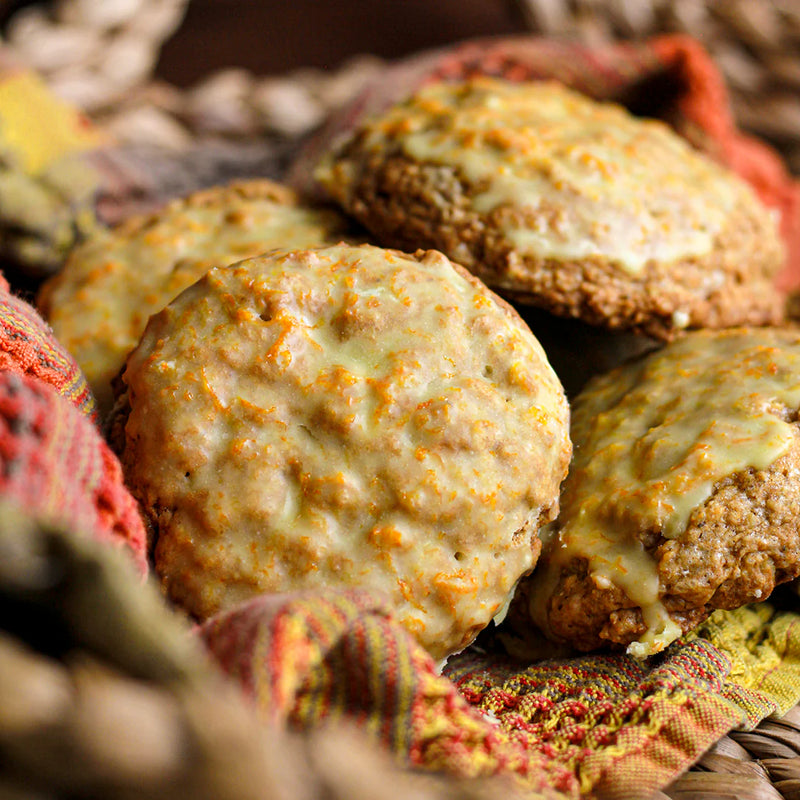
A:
694,603,800,726
0,70,103,174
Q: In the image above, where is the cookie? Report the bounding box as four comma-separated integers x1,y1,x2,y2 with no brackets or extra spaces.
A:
315,77,785,339
116,243,571,661
521,327,800,658
38,180,350,414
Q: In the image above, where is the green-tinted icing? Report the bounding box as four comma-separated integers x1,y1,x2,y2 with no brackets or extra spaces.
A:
345,78,760,274
531,327,800,657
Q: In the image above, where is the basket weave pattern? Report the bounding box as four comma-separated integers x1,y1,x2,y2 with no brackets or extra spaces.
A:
1,0,384,149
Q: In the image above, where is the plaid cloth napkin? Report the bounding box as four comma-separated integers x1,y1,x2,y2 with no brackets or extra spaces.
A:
198,589,800,800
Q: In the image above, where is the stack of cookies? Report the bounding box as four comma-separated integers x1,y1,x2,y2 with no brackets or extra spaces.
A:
37,68,799,662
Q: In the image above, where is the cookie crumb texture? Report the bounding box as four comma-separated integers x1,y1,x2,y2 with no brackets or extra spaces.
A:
38,180,349,414
120,244,571,660
317,78,784,338
526,328,800,657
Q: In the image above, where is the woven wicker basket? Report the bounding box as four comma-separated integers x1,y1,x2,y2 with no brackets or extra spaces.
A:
1,2,800,799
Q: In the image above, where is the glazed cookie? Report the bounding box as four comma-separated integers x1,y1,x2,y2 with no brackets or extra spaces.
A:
116,243,571,661
315,78,785,339
522,327,800,658
38,180,350,414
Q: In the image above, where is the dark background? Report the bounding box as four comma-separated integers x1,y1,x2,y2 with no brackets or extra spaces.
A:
154,0,526,85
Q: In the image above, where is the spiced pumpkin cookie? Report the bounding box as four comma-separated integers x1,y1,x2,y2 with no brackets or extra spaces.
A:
115,243,571,661
315,78,785,339
521,327,800,658
38,180,351,414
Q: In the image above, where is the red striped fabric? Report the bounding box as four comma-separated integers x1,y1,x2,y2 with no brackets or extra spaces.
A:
0,365,146,575
0,273,96,420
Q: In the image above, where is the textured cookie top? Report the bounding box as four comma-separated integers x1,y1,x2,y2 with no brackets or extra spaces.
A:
317,77,769,275
38,180,348,414
529,327,800,657
121,243,571,660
